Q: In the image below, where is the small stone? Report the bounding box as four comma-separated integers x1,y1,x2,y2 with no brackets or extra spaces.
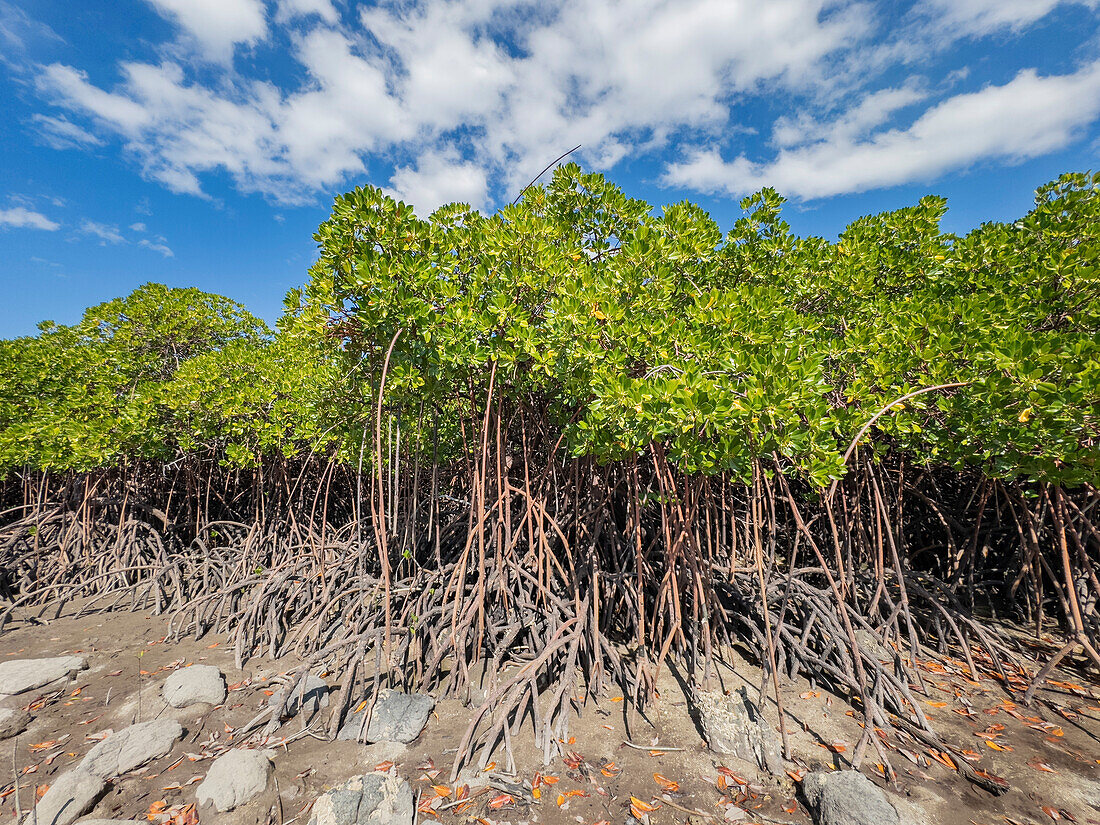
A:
0,657,87,696
80,720,184,778
268,674,329,720
337,690,434,744
0,706,31,739
162,665,226,708
801,770,900,825
196,748,272,812
308,773,413,825
692,686,783,775
23,769,105,825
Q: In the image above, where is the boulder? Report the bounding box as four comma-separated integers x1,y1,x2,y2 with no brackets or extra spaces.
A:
23,769,105,825
801,770,900,825
308,773,413,825
336,690,433,744
268,674,330,720
692,687,783,775
196,748,272,812
79,720,184,778
0,656,87,696
162,665,226,708
0,706,31,739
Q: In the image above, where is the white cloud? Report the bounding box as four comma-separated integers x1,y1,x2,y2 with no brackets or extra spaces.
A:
130,221,147,232
275,0,339,25
80,219,126,244
31,113,104,150
139,238,174,257
663,62,1100,200
0,206,60,230
916,0,1098,36
144,0,267,61
34,0,872,206
389,150,490,214
26,0,1100,211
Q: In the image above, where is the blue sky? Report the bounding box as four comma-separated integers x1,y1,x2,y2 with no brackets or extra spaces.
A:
1,0,1098,337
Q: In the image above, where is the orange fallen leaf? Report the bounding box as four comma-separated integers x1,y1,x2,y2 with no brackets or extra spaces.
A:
1028,760,1057,773
984,741,1012,752
431,785,452,798
630,797,659,814
610,696,624,702
36,785,49,799
926,701,948,708
148,799,169,821
653,773,679,792
1041,805,1061,821
785,769,805,783
374,761,395,772
540,775,559,785
717,767,747,784
799,691,819,699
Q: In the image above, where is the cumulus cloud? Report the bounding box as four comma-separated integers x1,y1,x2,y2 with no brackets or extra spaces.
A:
0,206,60,230
915,0,1099,36
143,0,267,61
663,62,1100,200
275,0,339,25
24,0,1100,213
389,151,491,214
34,0,873,210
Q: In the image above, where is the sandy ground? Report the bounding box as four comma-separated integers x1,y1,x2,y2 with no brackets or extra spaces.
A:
0,601,1097,825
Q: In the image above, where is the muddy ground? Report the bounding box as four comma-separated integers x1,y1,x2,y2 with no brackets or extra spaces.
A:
0,600,1097,825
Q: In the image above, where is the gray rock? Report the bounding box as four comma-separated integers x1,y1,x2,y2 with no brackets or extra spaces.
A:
801,770,900,825
692,687,783,775
195,748,272,812
308,773,413,825
268,674,329,720
0,656,87,696
162,665,226,708
79,719,184,778
23,769,105,825
0,706,31,739
336,689,434,744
